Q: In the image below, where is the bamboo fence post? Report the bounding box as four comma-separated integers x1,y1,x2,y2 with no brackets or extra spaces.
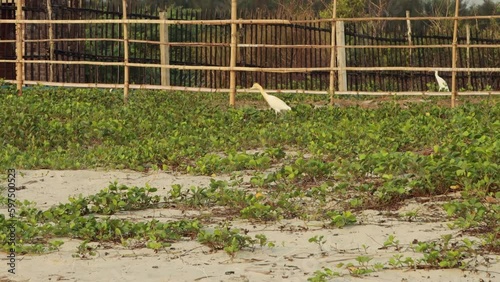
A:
451,0,460,108
466,24,471,89
229,0,237,106
46,0,54,82
329,0,337,106
16,0,23,96
122,0,130,103
159,12,170,86
336,21,347,92
406,10,413,91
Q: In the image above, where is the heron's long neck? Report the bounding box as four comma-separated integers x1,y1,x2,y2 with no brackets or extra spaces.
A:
258,88,269,99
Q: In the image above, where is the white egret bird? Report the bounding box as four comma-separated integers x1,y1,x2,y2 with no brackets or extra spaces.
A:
250,82,291,114
434,71,449,92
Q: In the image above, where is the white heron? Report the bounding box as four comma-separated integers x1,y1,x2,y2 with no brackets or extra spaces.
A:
250,82,291,114
434,71,449,92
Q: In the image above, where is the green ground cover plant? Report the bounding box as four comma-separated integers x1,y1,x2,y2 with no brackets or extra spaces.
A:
0,87,498,277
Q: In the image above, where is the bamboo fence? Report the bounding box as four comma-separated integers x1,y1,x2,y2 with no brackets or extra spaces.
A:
1,0,499,106
328,0,337,105
15,0,22,96
122,0,129,103
451,0,460,108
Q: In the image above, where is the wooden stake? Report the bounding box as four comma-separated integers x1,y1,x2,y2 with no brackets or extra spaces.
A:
406,10,413,91
451,0,460,108
466,24,471,89
15,0,23,96
329,0,337,106
229,0,237,106
122,0,129,104
336,21,347,92
46,0,54,82
159,12,170,86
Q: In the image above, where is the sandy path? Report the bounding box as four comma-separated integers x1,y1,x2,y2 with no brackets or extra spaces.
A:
1,170,498,282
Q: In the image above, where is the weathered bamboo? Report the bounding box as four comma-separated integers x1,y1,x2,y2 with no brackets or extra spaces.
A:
451,0,460,108
406,10,413,91
122,0,129,104
46,0,54,82
159,12,170,86
5,79,499,96
15,0,23,96
8,59,500,73
0,19,292,25
229,0,237,106
288,15,500,23
329,0,337,106
336,21,347,92
2,15,500,25
15,38,123,43
466,24,471,89
3,36,496,50
3,34,499,49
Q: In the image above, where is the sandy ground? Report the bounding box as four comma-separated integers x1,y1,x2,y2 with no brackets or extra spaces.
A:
1,170,498,282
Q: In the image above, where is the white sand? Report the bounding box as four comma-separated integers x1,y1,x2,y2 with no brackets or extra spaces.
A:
1,170,498,282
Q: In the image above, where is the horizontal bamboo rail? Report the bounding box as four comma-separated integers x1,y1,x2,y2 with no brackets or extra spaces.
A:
1,14,500,25
4,79,499,96
2,37,496,50
0,19,291,25
237,43,498,49
285,15,500,23
2,59,499,73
